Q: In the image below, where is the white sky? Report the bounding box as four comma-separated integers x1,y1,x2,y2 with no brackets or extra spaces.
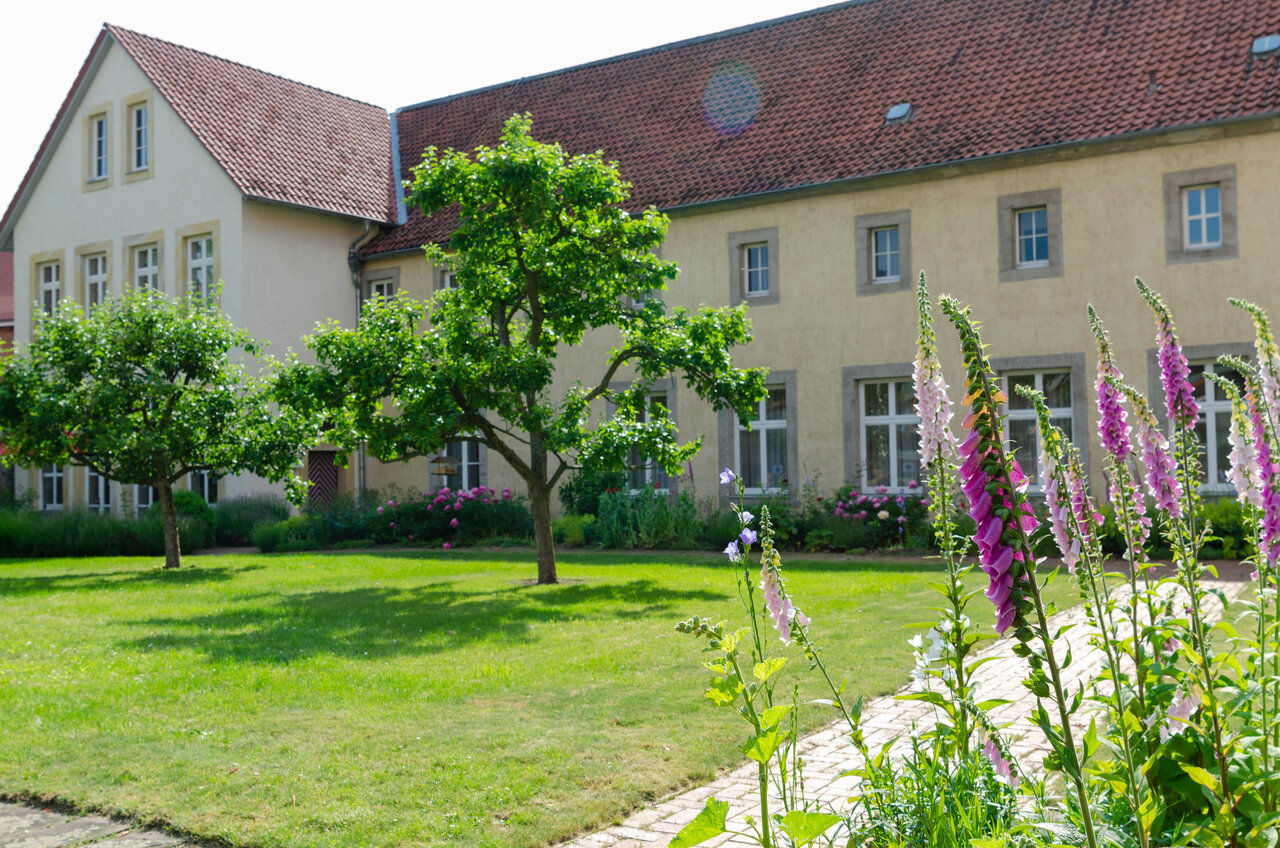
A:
1,0,829,209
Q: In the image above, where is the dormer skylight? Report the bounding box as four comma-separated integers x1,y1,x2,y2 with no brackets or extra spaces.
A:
1252,34,1280,55
885,102,912,124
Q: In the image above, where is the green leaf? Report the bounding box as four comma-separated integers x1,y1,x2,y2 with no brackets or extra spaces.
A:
704,677,742,707
741,728,786,763
754,657,787,682
777,811,843,847
760,704,791,730
1180,764,1221,795
670,798,730,848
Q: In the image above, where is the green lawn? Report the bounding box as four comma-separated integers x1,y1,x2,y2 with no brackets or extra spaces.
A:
0,550,1072,848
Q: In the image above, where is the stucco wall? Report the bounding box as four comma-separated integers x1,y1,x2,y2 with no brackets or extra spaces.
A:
360,123,1280,510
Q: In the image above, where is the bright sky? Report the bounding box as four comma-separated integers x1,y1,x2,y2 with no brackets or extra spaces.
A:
1,0,829,210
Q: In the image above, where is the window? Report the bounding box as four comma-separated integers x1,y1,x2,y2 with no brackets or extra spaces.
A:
742,243,769,296
442,271,458,290
861,379,920,490
187,236,214,298
629,393,671,492
90,115,109,181
190,471,218,505
997,189,1062,282
855,211,912,295
1015,207,1050,267
130,102,149,171
41,465,64,511
1183,185,1222,250
871,226,901,283
444,440,482,492
135,484,156,514
1002,371,1073,486
134,245,159,290
370,278,395,301
85,254,108,309
1164,165,1237,264
87,470,111,514
736,386,789,492
1189,360,1246,491
39,262,61,314
727,228,779,306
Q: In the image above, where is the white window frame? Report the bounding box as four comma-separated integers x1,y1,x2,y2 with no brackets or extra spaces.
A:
41,465,64,512
1183,184,1223,251
1001,370,1073,488
190,471,218,505
187,235,214,298
85,254,108,309
91,115,109,181
135,484,156,514
859,378,920,491
628,393,671,494
735,386,788,494
742,243,769,297
870,225,901,284
369,277,395,302
135,245,159,290
39,262,61,315
444,439,482,492
1015,206,1050,268
87,470,111,514
442,271,458,290
130,103,149,171
1190,359,1239,493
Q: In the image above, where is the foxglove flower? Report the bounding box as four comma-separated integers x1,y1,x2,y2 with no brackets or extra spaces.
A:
1159,689,1199,743
1231,299,1280,419
943,297,1038,636
1226,386,1264,508
1137,280,1198,431
913,275,958,467
1121,385,1183,519
981,736,1019,789
719,468,736,485
759,551,805,645
1254,399,1280,564
1089,307,1133,461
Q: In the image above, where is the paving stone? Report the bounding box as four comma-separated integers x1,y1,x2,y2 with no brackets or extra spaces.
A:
6,815,127,848
0,806,70,838
87,836,189,848
621,809,663,828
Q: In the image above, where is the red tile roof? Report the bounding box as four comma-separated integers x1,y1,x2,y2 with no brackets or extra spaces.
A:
1,25,394,241
107,25,394,221
363,0,1280,255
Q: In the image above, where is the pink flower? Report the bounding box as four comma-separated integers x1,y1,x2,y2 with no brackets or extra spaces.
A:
450,517,459,528
376,506,384,514
1160,689,1199,743
1227,390,1264,508
1138,280,1198,431
1089,307,1133,461
759,556,806,645
981,737,1019,789
913,277,958,468
1132,398,1182,518
443,542,451,550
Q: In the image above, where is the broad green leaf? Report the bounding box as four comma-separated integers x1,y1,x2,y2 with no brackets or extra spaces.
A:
1180,764,1221,795
760,704,791,730
704,677,742,707
754,657,787,682
777,811,842,847
742,728,786,763
670,798,729,848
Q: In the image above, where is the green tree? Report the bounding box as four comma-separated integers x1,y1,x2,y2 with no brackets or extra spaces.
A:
292,114,765,583
0,286,318,568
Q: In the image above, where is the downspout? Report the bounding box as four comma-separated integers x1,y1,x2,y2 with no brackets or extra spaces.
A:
348,219,372,497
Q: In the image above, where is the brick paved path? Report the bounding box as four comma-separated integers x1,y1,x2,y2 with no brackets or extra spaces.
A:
0,579,1248,848
556,578,1250,848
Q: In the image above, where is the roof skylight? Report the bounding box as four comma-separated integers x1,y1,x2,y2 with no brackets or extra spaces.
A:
1252,34,1280,55
885,102,912,124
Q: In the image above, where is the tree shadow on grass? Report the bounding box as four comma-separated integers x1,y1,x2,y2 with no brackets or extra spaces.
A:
0,564,259,598
117,578,726,665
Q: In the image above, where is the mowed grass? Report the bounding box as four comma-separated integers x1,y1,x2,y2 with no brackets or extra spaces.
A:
0,550,1077,848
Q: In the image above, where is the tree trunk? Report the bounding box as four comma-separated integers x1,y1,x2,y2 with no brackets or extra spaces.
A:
157,476,182,569
529,483,557,584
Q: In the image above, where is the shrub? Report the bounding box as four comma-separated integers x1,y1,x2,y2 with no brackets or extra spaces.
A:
253,516,310,553
696,507,741,552
552,514,596,547
827,485,931,552
595,489,698,549
215,493,290,546
0,507,215,558
558,468,627,516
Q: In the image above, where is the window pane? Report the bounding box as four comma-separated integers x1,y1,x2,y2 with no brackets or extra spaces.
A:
766,428,787,489
1189,218,1203,245
865,424,890,487
1050,415,1073,445
1034,234,1048,261
1008,418,1038,481
894,380,915,414
1188,364,1207,402
1018,211,1035,237
1033,208,1047,233
1205,186,1220,215
1043,372,1071,408
1195,416,1209,483
739,429,761,489
895,422,920,487
1007,375,1036,409
874,253,889,278
1187,189,1201,216
873,229,888,253
1206,216,1221,245
766,387,786,421
865,382,889,417
1215,410,1231,484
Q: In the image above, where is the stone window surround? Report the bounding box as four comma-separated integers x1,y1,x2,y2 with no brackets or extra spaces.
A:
175,220,221,300
1163,164,1238,264
989,352,1090,482
841,362,914,486
82,102,113,192
361,266,400,302
607,377,680,495
74,241,113,305
854,210,912,296
997,187,1063,283
727,227,780,307
121,90,154,184
717,369,798,507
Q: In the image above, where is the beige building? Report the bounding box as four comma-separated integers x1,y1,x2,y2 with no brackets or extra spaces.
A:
5,1,1280,515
